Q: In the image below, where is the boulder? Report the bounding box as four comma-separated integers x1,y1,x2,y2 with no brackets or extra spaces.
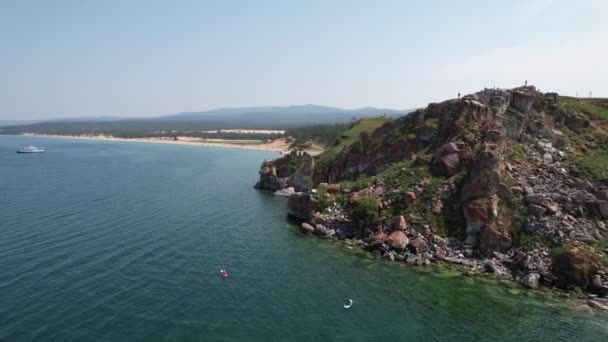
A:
483,260,496,273
552,247,598,289
543,202,559,215
287,193,320,221
314,224,328,236
387,231,409,250
368,233,388,249
406,253,417,264
435,247,446,259
301,222,315,234
597,201,608,219
273,187,295,197
405,192,417,206
587,298,608,310
524,194,546,206
589,275,608,296
597,190,608,201
394,215,407,231
520,273,541,289
438,153,461,176
528,204,547,217
588,299,608,310
350,187,374,203
444,142,460,154
408,236,429,253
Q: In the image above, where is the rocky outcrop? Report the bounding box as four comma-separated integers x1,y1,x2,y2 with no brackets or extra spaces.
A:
256,85,608,302
511,89,535,114
290,152,315,192
255,151,314,192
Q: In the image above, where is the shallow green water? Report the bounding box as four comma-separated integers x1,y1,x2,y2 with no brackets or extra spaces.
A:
0,135,606,341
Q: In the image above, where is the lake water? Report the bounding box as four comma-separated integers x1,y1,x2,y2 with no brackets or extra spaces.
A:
0,135,606,341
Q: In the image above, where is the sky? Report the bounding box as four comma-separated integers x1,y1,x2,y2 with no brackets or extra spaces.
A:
1,0,607,120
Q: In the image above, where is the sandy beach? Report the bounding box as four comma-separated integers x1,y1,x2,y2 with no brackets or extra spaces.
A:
22,134,323,155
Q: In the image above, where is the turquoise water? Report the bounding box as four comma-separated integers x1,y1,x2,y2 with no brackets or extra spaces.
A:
0,135,606,341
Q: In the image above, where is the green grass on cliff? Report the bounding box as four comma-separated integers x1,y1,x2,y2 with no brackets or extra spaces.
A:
315,117,392,169
376,160,466,238
555,97,608,182
559,96,608,120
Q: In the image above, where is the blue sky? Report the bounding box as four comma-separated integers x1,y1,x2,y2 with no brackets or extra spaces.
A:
1,0,606,120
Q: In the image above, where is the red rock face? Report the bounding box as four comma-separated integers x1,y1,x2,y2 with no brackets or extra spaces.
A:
459,128,512,254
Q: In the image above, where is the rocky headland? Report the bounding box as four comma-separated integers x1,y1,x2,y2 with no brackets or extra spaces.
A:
255,86,608,310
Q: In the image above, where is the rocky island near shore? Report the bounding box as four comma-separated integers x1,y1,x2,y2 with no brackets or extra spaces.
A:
255,86,608,310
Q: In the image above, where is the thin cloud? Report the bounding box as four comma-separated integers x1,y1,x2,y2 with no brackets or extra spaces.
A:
522,0,556,18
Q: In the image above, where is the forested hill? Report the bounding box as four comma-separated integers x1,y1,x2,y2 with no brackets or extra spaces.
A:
0,105,408,136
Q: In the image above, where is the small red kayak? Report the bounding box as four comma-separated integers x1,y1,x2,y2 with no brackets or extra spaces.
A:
220,269,228,278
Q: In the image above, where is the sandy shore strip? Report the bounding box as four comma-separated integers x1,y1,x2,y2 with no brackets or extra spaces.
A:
22,134,323,155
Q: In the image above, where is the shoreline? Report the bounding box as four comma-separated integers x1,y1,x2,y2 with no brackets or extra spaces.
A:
19,134,323,155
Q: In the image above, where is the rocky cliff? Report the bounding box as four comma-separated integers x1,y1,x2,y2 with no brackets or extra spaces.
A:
256,86,608,305
254,151,315,195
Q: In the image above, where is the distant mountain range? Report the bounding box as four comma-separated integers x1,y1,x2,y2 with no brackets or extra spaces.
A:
0,105,411,135
0,116,127,127
163,105,404,122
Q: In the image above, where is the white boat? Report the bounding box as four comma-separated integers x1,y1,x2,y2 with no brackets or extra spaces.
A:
344,299,353,309
16,145,45,153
